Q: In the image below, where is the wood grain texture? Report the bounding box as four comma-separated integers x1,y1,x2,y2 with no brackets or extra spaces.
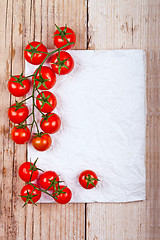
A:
87,0,160,240
0,0,87,240
0,0,159,239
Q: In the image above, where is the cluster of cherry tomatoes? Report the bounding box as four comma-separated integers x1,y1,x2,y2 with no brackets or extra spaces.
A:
19,160,72,205
19,159,100,206
8,25,76,151
8,25,100,206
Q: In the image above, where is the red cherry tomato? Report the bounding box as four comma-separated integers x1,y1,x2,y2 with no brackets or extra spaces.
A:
38,171,59,190
79,170,99,189
8,103,29,124
53,185,72,204
19,162,39,182
32,66,56,90
53,25,76,50
51,51,74,75
20,184,41,204
24,41,48,65
36,91,57,113
11,126,31,144
40,113,61,134
8,75,30,97
32,133,52,151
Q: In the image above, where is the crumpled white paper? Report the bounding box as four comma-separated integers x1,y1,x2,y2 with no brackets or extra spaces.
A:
25,50,146,203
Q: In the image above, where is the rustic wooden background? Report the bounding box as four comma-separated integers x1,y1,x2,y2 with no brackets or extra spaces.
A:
0,0,159,239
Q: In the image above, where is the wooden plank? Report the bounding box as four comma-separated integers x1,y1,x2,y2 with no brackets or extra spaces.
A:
20,1,38,239
0,0,16,239
0,1,7,239
11,0,28,239
42,1,87,239
0,0,86,239
23,1,87,240
54,0,87,50
86,0,160,240
0,0,159,239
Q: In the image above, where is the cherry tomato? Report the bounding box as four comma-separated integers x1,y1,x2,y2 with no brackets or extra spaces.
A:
79,170,100,189
19,162,39,182
8,103,29,124
36,91,57,113
53,25,76,50
20,184,41,205
32,66,56,90
24,41,48,65
51,51,74,75
8,75,30,97
11,126,31,144
32,133,52,151
40,113,61,134
53,185,72,204
38,171,59,190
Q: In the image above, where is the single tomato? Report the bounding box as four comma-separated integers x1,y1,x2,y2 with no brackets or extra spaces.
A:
40,113,61,134
24,41,48,65
8,75,30,97
32,66,56,90
79,170,100,189
19,162,39,182
53,185,72,204
38,171,59,190
36,91,57,113
20,184,41,205
32,133,52,151
51,51,74,75
11,126,31,144
8,103,29,124
53,25,76,50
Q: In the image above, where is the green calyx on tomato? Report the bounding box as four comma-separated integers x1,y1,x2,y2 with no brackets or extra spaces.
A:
51,51,69,75
53,185,67,199
19,189,39,207
85,174,100,188
32,132,48,138
28,158,44,181
34,71,48,89
53,25,76,50
14,123,28,129
10,72,28,88
40,113,54,124
47,177,62,191
36,92,53,109
54,24,72,42
53,185,72,204
9,100,26,111
24,43,42,61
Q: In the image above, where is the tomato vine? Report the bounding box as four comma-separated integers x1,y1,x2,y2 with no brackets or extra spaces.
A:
21,41,73,133
8,24,75,150
19,158,71,207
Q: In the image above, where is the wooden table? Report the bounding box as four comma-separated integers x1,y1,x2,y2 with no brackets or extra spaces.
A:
0,0,159,239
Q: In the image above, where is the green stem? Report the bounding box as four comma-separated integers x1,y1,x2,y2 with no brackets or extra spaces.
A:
17,40,73,135
34,85,42,96
34,120,39,133
34,104,44,115
20,95,32,103
33,51,51,54
29,182,55,199
39,41,74,67
21,112,33,124
31,79,40,133
23,74,35,78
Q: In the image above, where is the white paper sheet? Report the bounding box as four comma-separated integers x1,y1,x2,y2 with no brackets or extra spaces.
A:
25,50,146,203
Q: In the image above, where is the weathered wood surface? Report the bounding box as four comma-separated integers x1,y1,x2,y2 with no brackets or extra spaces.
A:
0,0,159,239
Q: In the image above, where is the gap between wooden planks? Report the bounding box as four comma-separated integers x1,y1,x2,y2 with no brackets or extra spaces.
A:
0,0,159,240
